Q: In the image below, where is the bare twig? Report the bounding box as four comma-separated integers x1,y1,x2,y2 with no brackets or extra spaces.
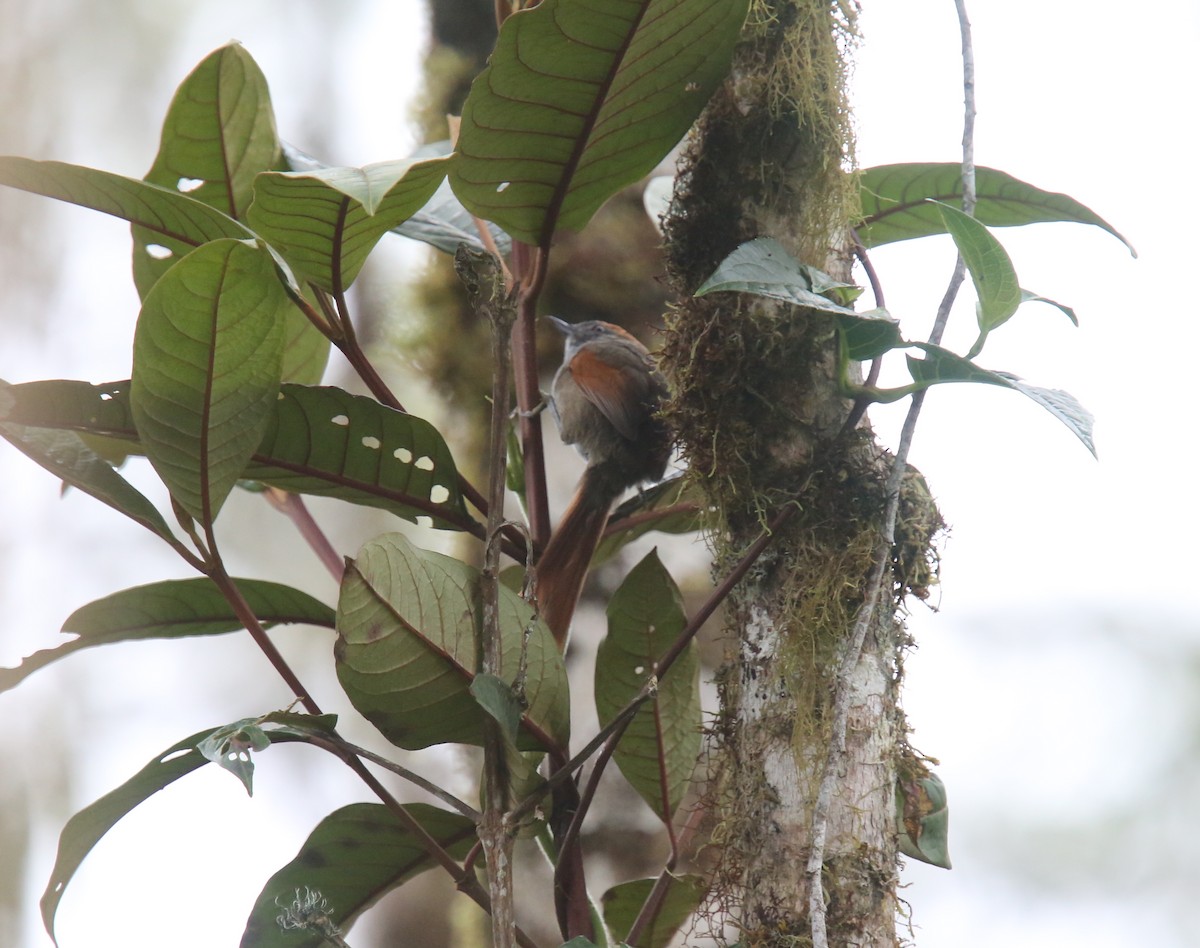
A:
263,488,344,581
511,242,552,550
806,3,977,945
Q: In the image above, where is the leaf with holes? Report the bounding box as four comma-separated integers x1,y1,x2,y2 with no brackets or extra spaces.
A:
601,874,706,948
450,0,749,245
336,533,569,752
133,42,281,296
934,202,1021,343
858,163,1136,255
247,385,473,531
696,236,901,360
131,238,287,523
596,550,699,821
0,578,333,694
247,157,449,294
0,380,475,531
240,803,476,948
906,343,1096,457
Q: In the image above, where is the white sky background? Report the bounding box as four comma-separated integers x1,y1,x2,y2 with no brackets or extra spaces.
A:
0,1,1197,947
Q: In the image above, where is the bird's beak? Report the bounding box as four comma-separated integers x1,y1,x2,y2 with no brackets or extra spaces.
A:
545,315,572,335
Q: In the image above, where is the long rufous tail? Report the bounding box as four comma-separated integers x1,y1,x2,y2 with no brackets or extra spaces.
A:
537,466,621,648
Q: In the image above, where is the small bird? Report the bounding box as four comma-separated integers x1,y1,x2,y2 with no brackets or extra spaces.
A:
538,316,671,647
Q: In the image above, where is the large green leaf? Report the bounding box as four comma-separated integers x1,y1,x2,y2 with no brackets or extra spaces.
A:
858,163,1136,255
246,157,449,293
695,236,901,360
0,155,254,252
40,722,318,946
134,43,281,297
131,238,287,523
0,380,475,531
0,578,333,694
596,550,699,820
934,202,1021,342
336,533,569,752
906,343,1096,457
600,874,706,948
450,0,749,245
241,803,476,948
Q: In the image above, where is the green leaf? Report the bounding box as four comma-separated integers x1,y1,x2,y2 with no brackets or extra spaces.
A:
695,236,902,360
897,771,951,869
1020,289,1078,326
934,202,1021,337
197,722,271,796
0,407,174,546
247,157,449,293
0,578,333,694
601,874,706,948
336,533,569,752
858,163,1136,256
241,803,475,948
0,380,474,531
450,0,749,245
134,43,281,297
906,343,1097,456
0,155,254,256
246,385,472,530
40,724,314,945
596,550,699,820
470,673,524,745
592,474,705,567
131,238,287,523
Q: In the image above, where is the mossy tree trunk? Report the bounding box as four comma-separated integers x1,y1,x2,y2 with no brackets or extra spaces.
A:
663,3,903,944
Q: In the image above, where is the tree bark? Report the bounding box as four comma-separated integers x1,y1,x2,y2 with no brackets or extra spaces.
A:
662,3,904,944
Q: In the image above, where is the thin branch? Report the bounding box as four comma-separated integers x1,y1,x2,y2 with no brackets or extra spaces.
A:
511,242,552,550
307,734,479,821
263,488,344,581
806,3,977,945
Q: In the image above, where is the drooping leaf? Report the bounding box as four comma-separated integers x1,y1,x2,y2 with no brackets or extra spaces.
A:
131,238,287,523
934,202,1021,339
601,874,706,948
134,43,281,296
0,578,333,694
246,157,449,293
197,722,271,796
897,770,951,869
241,803,476,948
450,0,749,245
596,550,699,820
336,533,569,752
695,236,901,360
282,140,512,258
0,402,174,547
906,343,1096,456
1020,289,1078,326
0,380,475,531
858,163,1136,256
592,473,705,567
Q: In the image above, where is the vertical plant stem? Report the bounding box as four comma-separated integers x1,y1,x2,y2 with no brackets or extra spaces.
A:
457,246,519,948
